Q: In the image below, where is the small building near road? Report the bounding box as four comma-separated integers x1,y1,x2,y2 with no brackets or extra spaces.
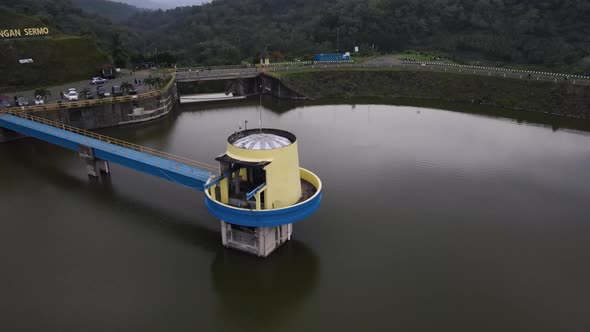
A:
259,50,270,65
99,64,118,79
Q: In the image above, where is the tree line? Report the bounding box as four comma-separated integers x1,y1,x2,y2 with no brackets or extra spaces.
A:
2,0,589,73
124,0,589,72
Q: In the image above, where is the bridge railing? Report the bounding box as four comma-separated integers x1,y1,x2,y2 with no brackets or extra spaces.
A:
175,64,253,72
261,61,590,85
8,76,177,113
399,60,590,81
175,68,261,81
0,108,218,173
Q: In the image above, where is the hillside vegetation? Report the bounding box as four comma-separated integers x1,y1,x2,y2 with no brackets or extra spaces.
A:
1,0,141,67
1,0,589,84
279,69,590,118
0,8,109,92
0,37,109,92
70,0,143,22
126,0,590,72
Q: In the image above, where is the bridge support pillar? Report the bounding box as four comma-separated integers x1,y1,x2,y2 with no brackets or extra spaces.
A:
84,159,100,177
98,160,110,175
220,221,292,257
79,145,109,177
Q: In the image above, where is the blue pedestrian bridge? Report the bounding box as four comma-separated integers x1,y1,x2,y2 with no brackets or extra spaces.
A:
0,110,321,228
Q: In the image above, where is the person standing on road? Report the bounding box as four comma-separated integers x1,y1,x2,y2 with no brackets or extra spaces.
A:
60,91,64,99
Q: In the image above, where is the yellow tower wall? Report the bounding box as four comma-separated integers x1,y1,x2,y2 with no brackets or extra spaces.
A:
226,141,302,209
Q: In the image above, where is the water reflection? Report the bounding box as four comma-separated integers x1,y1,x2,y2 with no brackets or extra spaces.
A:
182,96,590,134
211,240,319,329
0,142,221,252
3,97,590,331
2,138,321,330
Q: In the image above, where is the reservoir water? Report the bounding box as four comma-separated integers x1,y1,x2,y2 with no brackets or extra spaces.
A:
1,100,590,332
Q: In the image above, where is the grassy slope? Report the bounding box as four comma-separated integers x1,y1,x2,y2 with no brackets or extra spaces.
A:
279,69,590,118
0,7,49,30
0,8,109,92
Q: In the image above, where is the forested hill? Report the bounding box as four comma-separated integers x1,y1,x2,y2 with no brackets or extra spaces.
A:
126,0,590,71
0,7,109,90
70,0,143,22
1,0,589,73
1,0,141,62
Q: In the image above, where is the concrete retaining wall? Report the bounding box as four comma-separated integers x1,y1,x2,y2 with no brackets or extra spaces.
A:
260,74,306,100
1,81,178,142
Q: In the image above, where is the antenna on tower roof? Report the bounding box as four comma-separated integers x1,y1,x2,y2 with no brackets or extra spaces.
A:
258,84,262,134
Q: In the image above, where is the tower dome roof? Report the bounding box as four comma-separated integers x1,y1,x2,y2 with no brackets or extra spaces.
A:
232,133,292,150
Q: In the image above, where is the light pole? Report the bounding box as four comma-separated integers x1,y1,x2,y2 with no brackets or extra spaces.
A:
259,84,263,133
155,48,159,68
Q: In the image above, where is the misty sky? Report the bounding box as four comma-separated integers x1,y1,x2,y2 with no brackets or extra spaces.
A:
152,0,209,8
118,0,209,10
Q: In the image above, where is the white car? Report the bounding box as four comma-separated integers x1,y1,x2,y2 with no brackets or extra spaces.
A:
91,77,107,84
67,90,79,101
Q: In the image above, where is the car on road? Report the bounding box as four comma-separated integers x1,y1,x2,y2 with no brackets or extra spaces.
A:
0,95,11,108
97,86,111,98
34,95,45,105
15,96,29,107
91,77,107,84
84,90,94,99
128,86,138,95
111,85,123,96
66,90,79,101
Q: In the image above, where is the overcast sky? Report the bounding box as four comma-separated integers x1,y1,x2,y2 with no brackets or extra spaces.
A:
118,0,209,10
152,0,210,8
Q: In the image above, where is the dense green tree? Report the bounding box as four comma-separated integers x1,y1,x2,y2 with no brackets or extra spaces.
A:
119,81,133,93
2,0,589,73
117,0,588,72
33,88,51,99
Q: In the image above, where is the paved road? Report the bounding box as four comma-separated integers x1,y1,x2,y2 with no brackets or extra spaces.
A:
176,67,260,82
362,56,403,66
262,57,590,86
7,59,587,107
4,70,164,105
173,56,590,87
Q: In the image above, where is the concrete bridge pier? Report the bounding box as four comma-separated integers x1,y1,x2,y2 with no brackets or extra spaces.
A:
79,145,110,177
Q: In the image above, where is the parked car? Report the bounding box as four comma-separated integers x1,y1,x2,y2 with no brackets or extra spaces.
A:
91,77,107,84
0,95,11,108
34,95,45,105
84,90,94,99
15,96,29,106
111,85,123,96
127,86,138,95
97,86,111,98
66,90,79,101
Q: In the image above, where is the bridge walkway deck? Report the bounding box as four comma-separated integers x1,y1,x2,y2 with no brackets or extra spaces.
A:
0,110,217,190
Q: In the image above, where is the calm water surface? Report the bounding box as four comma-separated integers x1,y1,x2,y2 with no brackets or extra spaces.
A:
1,101,590,332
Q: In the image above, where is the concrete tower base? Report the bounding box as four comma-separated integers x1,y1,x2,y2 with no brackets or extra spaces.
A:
220,221,292,257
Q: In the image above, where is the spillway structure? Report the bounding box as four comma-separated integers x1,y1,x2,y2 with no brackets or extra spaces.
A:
204,129,322,257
